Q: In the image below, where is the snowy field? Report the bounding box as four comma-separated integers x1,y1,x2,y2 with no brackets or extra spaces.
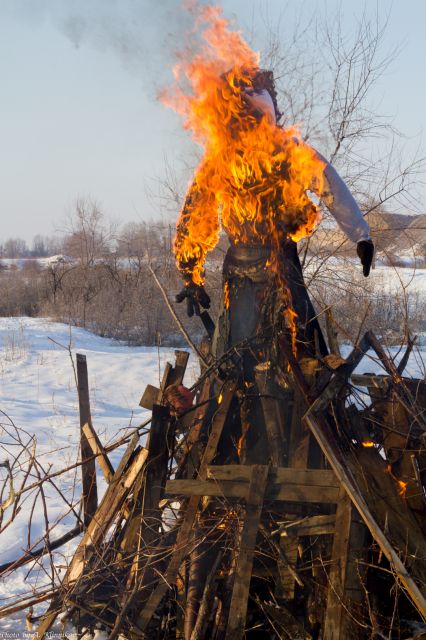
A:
0,316,424,635
0,317,198,636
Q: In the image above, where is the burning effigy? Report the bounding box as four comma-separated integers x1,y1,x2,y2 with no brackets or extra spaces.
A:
21,5,426,640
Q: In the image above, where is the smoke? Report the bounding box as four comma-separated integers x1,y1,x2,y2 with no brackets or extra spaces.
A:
1,0,208,90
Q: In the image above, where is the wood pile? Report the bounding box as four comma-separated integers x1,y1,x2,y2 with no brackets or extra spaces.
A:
4,331,426,639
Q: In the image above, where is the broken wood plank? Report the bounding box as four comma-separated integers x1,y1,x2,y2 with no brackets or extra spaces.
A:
82,421,115,483
225,465,269,639
133,381,237,633
76,353,98,527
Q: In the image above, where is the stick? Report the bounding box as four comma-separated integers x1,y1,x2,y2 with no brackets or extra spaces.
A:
148,266,209,367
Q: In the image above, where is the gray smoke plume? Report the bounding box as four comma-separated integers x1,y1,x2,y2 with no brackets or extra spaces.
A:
1,0,206,90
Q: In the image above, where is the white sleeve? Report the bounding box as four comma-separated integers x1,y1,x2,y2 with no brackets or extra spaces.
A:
310,148,371,243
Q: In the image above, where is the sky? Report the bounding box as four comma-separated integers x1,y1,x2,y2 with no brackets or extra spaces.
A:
1,0,425,244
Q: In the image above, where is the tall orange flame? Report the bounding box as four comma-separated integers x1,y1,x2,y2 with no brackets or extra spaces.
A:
163,4,325,346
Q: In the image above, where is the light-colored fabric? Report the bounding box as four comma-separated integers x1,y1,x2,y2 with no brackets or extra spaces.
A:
243,88,276,125
313,149,371,243
284,137,371,244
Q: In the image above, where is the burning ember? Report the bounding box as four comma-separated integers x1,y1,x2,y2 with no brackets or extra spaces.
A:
162,4,325,345
386,464,408,498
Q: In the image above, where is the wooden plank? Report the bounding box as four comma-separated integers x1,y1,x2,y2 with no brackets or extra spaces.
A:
76,353,98,526
109,405,171,640
139,351,189,410
139,384,160,411
82,421,115,483
133,404,171,574
34,435,144,640
255,363,286,466
168,350,190,386
207,465,338,487
165,478,339,503
225,465,269,639
280,514,336,537
133,381,237,633
323,488,353,640
288,357,318,469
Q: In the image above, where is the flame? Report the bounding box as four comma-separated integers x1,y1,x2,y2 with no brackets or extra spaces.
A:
224,280,230,310
217,509,237,530
362,441,375,448
164,5,325,350
397,480,408,497
236,434,244,458
218,392,223,404
386,464,408,498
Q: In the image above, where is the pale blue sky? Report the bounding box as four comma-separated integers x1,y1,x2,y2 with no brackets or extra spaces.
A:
0,1,425,242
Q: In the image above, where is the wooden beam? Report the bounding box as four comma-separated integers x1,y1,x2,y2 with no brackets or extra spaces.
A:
225,465,269,639
165,476,339,503
133,382,237,633
323,488,353,640
207,465,338,487
76,353,98,527
279,514,336,537
255,363,286,466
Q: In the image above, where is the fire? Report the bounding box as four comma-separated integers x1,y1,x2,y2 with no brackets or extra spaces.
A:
386,464,408,498
223,280,230,310
397,480,408,497
163,4,325,348
362,441,375,448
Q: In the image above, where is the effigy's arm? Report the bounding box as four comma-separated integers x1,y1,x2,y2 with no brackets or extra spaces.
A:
174,167,220,287
304,144,374,276
313,150,371,243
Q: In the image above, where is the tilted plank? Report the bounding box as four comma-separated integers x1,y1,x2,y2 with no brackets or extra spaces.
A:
82,421,115,484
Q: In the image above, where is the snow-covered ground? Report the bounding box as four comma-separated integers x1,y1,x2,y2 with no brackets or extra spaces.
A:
0,317,424,635
0,318,198,635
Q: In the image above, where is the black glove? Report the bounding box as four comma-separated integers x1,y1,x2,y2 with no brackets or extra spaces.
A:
357,240,374,277
175,282,211,317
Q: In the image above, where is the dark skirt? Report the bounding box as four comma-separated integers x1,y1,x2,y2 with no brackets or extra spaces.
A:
212,239,327,381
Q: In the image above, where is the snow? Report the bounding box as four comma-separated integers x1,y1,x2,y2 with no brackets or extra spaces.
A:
0,317,198,635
